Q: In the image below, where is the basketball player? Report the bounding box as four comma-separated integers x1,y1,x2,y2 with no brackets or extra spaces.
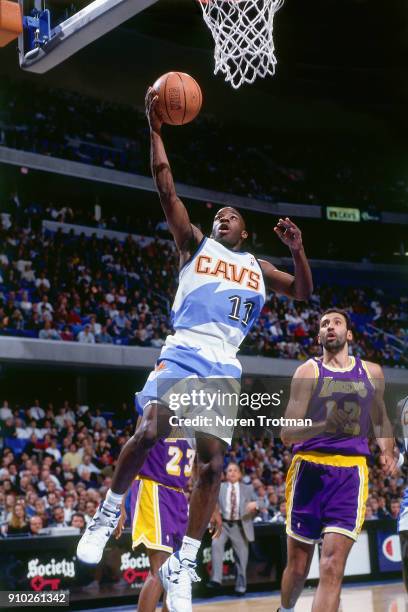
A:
77,86,313,611
278,308,397,612
396,396,408,593
114,434,195,612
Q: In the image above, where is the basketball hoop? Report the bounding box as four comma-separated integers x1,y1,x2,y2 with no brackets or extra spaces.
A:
198,0,284,89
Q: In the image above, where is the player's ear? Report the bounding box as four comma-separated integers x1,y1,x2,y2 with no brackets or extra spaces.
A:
347,330,353,342
241,230,248,240
317,333,321,345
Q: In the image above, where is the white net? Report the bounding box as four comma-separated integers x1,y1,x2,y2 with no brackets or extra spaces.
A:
198,0,285,89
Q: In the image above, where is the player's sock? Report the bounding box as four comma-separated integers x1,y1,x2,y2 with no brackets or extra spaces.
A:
103,489,123,512
280,606,295,612
180,535,201,563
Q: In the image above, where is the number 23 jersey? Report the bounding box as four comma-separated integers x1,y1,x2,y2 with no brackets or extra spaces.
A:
171,237,266,349
139,438,195,490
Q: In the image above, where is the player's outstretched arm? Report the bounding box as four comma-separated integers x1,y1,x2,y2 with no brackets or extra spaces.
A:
145,87,203,255
366,361,398,476
259,218,313,300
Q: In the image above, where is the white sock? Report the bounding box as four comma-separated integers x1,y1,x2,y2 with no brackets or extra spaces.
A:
103,489,123,512
180,536,201,563
280,606,295,612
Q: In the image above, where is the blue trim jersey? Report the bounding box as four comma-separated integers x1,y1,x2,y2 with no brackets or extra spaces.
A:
170,237,266,350
397,396,408,532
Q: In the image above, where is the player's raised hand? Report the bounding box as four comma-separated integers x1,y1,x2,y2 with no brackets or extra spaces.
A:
274,218,303,252
380,450,398,476
145,86,163,133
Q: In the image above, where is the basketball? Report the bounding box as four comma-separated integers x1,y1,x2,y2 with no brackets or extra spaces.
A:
152,71,202,126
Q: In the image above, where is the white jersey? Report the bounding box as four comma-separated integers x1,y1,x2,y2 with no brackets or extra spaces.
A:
170,237,266,351
398,396,408,532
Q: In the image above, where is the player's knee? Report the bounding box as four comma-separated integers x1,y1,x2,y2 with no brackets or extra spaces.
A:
287,559,309,583
319,554,343,584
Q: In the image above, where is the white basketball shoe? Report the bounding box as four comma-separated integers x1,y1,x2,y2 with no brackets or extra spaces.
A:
76,503,120,564
159,551,201,612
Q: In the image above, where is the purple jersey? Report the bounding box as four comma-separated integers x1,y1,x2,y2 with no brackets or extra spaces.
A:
139,438,195,489
293,356,374,457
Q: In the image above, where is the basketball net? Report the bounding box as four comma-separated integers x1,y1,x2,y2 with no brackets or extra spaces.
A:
198,0,285,89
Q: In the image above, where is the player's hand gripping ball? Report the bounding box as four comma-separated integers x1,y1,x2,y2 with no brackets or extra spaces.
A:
152,71,203,126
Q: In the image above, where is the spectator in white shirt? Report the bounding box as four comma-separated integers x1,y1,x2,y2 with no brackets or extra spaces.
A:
77,455,101,478
37,295,54,319
77,325,95,344
39,321,61,340
29,401,45,421
63,494,76,524
45,439,62,462
88,315,101,337
35,272,51,292
0,401,13,421
19,291,32,314
91,409,106,429
15,418,31,439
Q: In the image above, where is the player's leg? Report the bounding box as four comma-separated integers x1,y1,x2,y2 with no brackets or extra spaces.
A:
279,536,315,610
77,402,171,564
138,549,170,612
159,434,226,612
110,401,172,493
186,435,226,540
311,532,354,612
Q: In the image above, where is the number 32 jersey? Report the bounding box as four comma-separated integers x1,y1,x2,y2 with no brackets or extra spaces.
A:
171,237,266,350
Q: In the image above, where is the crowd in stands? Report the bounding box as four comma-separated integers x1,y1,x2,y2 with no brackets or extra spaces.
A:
0,398,405,538
1,80,408,211
1,199,407,367
0,399,131,537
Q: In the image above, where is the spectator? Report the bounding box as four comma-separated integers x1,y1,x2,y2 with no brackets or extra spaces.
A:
39,321,61,341
0,401,13,421
77,455,101,478
95,325,113,344
28,400,45,421
29,515,44,535
270,500,287,524
62,443,82,470
77,325,95,344
70,512,86,533
390,499,401,519
5,503,30,536
208,463,256,596
51,506,68,528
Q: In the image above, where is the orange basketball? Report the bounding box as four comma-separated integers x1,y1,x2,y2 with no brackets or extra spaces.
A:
152,72,202,126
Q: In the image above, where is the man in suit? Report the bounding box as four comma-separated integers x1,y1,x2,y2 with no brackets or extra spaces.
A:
208,462,257,595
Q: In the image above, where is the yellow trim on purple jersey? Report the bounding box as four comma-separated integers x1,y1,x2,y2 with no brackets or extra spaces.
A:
294,451,367,468
135,475,184,494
